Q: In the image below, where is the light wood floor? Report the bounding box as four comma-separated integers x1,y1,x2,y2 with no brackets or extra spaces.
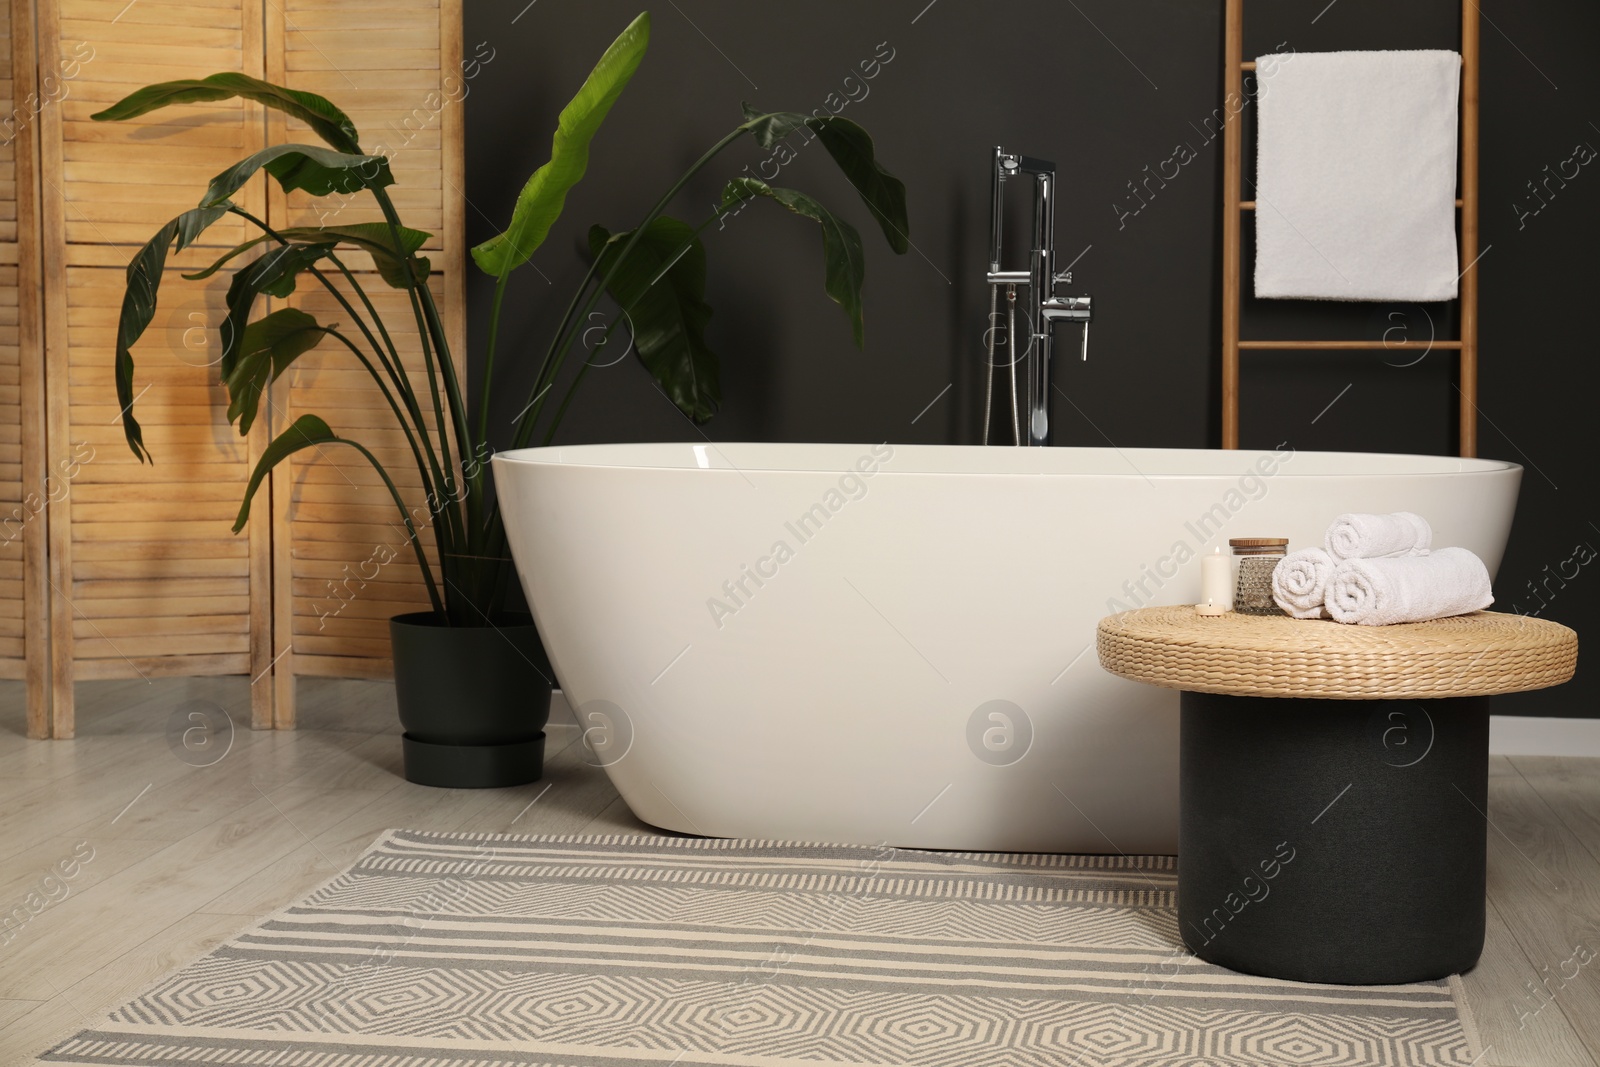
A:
0,677,1596,1067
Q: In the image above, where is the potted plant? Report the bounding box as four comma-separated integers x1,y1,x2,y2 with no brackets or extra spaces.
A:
97,11,908,786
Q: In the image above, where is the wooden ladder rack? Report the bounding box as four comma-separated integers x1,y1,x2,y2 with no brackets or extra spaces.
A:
1221,0,1480,457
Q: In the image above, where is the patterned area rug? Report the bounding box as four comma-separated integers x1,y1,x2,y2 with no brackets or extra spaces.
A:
43,831,1479,1066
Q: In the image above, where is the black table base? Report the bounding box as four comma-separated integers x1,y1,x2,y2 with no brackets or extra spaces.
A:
1179,691,1490,985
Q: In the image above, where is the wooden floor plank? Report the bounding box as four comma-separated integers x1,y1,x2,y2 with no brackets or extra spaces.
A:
1510,755,1600,871
0,998,86,1066
0,743,217,862
0,780,394,1000
0,998,43,1031
4,912,254,1065
1479,757,1600,1063
104,729,379,842
0,835,172,929
1461,896,1599,1067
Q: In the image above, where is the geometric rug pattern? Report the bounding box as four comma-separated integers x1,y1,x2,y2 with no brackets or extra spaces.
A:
43,830,1479,1066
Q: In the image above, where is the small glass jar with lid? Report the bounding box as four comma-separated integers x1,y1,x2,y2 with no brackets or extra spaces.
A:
1230,537,1289,615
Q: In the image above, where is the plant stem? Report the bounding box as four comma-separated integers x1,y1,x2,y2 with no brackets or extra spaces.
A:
415,280,477,540
369,191,463,597
381,210,472,467
326,253,423,418
461,267,513,571
413,261,473,469
319,327,443,563
339,437,445,616
412,278,492,615
314,258,464,551
476,268,512,450
540,312,627,445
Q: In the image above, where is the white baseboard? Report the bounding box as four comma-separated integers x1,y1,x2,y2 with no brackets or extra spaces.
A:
549,690,576,727
1490,715,1600,757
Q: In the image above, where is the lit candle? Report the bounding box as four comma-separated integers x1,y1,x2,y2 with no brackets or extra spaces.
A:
1197,547,1231,616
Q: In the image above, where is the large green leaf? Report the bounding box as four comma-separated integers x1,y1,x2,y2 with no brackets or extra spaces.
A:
114,205,231,462
588,219,719,423
224,308,336,435
185,222,432,290
202,144,392,207
808,118,908,254
233,414,338,533
471,12,650,277
220,245,331,376
740,105,908,255
722,177,867,347
92,73,362,154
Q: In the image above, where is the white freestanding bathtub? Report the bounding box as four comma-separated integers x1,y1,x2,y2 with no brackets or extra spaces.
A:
493,443,1520,853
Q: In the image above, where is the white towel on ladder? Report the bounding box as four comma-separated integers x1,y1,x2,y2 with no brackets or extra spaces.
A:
1254,49,1462,302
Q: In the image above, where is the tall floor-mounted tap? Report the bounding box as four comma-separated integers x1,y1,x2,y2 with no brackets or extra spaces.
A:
983,146,1092,446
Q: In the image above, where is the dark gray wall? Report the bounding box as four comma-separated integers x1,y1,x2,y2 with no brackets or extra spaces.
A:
465,0,1596,717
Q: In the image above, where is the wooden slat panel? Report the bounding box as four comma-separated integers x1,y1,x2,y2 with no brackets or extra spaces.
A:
289,653,393,678
72,613,251,637
73,557,248,580
71,651,249,679
269,0,464,725
3,0,50,734
40,0,268,736
289,634,392,660
0,5,24,707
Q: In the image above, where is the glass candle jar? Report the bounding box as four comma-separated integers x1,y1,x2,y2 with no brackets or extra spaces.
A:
1230,537,1289,615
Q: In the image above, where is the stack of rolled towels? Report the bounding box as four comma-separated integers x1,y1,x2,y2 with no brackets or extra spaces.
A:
1271,512,1494,625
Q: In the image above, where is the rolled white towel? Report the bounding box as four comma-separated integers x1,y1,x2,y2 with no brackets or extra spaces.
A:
1326,547,1493,626
1272,548,1335,619
1324,512,1432,561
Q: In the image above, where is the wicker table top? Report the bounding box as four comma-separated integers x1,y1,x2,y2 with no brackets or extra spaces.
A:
1096,606,1578,700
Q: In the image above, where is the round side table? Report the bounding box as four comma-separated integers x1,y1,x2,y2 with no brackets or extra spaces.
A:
1098,607,1577,985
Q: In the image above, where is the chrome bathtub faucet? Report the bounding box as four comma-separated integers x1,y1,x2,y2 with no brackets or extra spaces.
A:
984,146,1093,446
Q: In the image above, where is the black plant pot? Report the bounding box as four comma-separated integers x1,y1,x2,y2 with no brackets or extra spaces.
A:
389,611,553,788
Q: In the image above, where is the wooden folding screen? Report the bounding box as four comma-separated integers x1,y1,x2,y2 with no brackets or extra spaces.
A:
1221,0,1480,457
25,0,464,736
2,0,50,736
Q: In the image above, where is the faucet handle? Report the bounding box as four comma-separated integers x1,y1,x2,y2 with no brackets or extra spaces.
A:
1053,270,1075,285
1040,294,1092,322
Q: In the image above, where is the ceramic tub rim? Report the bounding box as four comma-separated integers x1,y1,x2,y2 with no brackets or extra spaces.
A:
491,443,1521,479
